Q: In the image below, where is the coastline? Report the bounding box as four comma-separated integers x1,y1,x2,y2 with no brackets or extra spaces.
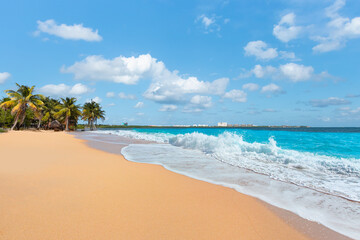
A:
77,131,353,240
0,131,351,239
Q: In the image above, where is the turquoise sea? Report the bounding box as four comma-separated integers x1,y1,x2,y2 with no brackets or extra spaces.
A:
86,127,360,239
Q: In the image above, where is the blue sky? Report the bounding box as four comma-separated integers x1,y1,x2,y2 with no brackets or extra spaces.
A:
1,0,360,126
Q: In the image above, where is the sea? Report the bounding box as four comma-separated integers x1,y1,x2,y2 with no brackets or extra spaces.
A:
79,127,360,239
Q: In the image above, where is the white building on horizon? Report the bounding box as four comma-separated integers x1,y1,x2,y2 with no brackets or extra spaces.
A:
218,122,228,127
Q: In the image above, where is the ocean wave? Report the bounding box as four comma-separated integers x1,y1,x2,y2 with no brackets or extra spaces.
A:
96,129,360,201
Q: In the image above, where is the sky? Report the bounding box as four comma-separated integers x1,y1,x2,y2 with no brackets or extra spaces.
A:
1,0,360,127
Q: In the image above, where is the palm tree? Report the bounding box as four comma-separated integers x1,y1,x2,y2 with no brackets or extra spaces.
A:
82,100,105,130
55,97,81,131
41,97,60,129
0,84,44,130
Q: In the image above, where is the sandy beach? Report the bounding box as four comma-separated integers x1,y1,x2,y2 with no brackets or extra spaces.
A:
0,131,345,239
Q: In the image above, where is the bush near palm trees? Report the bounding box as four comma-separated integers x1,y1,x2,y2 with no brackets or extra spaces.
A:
0,84,44,130
0,97,14,128
1,84,106,131
40,97,61,129
82,100,105,130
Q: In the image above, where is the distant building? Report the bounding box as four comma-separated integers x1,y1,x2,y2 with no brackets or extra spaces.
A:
218,122,228,127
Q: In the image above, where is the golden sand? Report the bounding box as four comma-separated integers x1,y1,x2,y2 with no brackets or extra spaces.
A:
0,131,310,239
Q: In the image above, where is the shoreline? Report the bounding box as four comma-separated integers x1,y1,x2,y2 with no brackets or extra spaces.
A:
76,131,353,240
0,131,351,239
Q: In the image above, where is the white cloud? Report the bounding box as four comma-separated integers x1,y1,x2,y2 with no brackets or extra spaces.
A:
0,72,10,84
196,14,220,33
36,19,102,41
252,64,277,78
279,63,314,82
244,41,278,60
63,54,229,108
338,106,360,116
183,95,212,112
134,102,144,108
92,96,102,103
247,63,319,82
190,95,212,108
144,76,228,104
312,0,360,52
106,92,115,98
61,54,161,84
242,83,259,91
261,83,284,94
223,90,247,102
199,15,215,28
39,83,92,96
273,13,302,42
309,97,350,107
119,92,136,100
279,51,298,60
159,104,178,112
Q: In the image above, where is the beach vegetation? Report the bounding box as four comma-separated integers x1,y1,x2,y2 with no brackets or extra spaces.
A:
0,84,44,130
0,84,105,131
82,100,105,130
54,97,82,131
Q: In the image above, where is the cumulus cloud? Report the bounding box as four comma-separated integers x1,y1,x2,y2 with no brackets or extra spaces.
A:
244,41,298,61
244,63,326,82
144,76,228,104
39,83,92,97
0,72,10,84
279,63,314,82
119,92,136,100
183,95,212,112
273,13,302,42
244,41,278,60
35,19,102,41
261,83,284,95
312,0,360,52
61,54,161,84
92,96,102,103
63,54,229,108
106,92,115,98
134,102,144,108
223,90,247,102
309,97,350,107
159,104,177,112
242,83,259,91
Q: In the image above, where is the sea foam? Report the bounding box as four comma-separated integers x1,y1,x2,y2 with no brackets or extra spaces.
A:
94,129,360,239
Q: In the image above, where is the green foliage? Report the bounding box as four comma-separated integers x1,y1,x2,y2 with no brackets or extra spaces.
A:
54,97,82,131
0,83,44,130
0,85,106,131
82,100,105,130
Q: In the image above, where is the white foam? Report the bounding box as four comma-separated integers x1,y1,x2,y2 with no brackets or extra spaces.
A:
122,143,360,240
97,130,360,201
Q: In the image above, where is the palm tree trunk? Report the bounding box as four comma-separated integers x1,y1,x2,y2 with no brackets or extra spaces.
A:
19,112,26,129
37,118,41,129
10,114,20,131
65,116,69,131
